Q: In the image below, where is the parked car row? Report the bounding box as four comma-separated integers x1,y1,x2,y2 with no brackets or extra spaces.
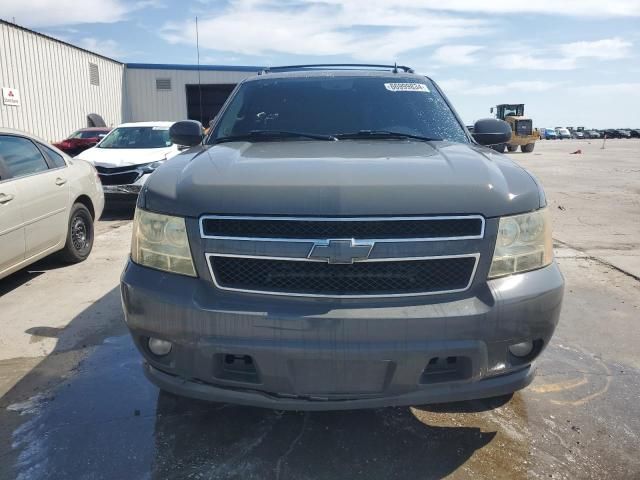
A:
538,127,639,140
0,121,182,279
601,128,640,139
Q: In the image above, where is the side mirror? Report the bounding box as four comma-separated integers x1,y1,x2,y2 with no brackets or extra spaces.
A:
170,120,203,147
490,107,494,114
472,118,512,146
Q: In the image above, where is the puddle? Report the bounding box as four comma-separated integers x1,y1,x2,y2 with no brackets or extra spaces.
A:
1,337,639,479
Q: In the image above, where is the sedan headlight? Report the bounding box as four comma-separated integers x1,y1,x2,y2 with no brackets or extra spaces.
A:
141,160,165,173
131,209,196,277
489,208,553,279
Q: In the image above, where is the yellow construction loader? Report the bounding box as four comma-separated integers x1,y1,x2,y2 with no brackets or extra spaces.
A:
490,104,538,153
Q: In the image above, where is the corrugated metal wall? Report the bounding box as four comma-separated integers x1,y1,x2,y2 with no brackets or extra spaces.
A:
125,68,256,122
0,22,124,142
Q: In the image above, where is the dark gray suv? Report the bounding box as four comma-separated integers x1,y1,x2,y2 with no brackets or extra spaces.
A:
121,65,564,410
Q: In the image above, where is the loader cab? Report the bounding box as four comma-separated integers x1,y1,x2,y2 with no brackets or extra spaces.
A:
495,104,525,121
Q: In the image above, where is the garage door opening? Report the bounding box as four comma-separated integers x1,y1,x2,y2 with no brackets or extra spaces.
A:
186,84,236,126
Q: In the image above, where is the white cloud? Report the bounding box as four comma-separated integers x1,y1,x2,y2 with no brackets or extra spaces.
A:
426,0,640,16
494,54,577,71
574,82,640,94
76,38,126,59
2,0,158,27
437,79,471,92
439,79,559,95
303,0,639,17
494,37,634,70
432,45,484,65
161,1,640,63
160,1,491,60
559,37,632,59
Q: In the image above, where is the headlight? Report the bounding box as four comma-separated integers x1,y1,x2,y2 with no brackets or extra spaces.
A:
131,209,196,277
141,161,164,173
488,208,553,279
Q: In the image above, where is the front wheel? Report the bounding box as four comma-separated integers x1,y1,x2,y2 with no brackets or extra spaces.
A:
490,143,506,153
506,144,519,152
59,203,94,263
521,143,535,153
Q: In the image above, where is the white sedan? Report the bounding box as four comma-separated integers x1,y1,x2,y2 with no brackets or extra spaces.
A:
0,128,104,280
77,122,180,200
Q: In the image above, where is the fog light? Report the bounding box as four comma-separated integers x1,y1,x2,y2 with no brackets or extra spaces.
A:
148,338,172,356
508,341,534,358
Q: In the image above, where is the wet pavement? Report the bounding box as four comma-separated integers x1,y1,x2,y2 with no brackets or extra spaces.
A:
1,328,639,479
1,141,639,479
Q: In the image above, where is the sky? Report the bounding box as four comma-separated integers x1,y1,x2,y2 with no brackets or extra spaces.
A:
3,0,640,128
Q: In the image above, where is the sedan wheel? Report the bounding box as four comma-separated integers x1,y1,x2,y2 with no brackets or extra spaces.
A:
59,203,94,263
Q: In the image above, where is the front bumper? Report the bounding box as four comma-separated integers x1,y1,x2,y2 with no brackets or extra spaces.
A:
121,261,564,410
102,184,143,195
100,172,151,197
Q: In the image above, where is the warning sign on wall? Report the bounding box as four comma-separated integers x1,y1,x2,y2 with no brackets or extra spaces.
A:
2,88,21,107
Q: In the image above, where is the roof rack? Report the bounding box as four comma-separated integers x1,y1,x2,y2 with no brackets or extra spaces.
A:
259,63,415,75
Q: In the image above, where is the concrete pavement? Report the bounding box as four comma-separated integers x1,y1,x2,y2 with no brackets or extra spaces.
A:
0,139,639,479
514,138,640,279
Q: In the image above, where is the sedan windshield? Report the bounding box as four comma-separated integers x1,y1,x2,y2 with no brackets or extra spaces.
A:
209,76,468,144
99,127,172,149
71,130,108,139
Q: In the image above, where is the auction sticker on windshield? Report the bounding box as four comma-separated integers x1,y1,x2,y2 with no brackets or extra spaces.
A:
384,83,430,92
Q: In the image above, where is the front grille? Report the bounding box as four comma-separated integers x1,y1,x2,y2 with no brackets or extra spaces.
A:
95,165,141,174
515,120,533,136
99,171,140,185
209,255,477,297
201,216,483,240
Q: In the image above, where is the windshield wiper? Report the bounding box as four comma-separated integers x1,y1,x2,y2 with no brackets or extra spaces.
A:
213,130,337,144
334,130,442,142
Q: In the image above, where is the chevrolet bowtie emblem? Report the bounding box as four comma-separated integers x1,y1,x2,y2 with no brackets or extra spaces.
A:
308,239,374,264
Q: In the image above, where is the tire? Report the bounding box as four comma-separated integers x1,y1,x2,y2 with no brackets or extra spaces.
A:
490,143,506,153
506,144,519,152
59,203,94,263
521,143,535,153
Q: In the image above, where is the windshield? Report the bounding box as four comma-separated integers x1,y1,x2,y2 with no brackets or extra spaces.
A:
209,76,468,144
71,130,108,139
98,126,172,149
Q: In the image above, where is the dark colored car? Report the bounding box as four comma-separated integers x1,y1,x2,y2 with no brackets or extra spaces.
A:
586,130,601,139
617,129,632,139
571,130,585,139
629,129,640,138
604,129,621,139
53,127,111,156
120,65,564,410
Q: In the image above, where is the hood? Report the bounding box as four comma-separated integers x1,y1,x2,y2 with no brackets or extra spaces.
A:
77,145,178,167
142,140,542,218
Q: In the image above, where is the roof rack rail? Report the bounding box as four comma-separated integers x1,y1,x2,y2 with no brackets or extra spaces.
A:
259,63,415,74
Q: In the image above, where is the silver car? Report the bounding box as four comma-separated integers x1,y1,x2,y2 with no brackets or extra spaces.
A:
0,128,104,280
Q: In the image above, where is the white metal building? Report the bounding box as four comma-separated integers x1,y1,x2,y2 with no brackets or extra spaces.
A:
0,20,124,142
0,20,262,142
125,64,260,125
